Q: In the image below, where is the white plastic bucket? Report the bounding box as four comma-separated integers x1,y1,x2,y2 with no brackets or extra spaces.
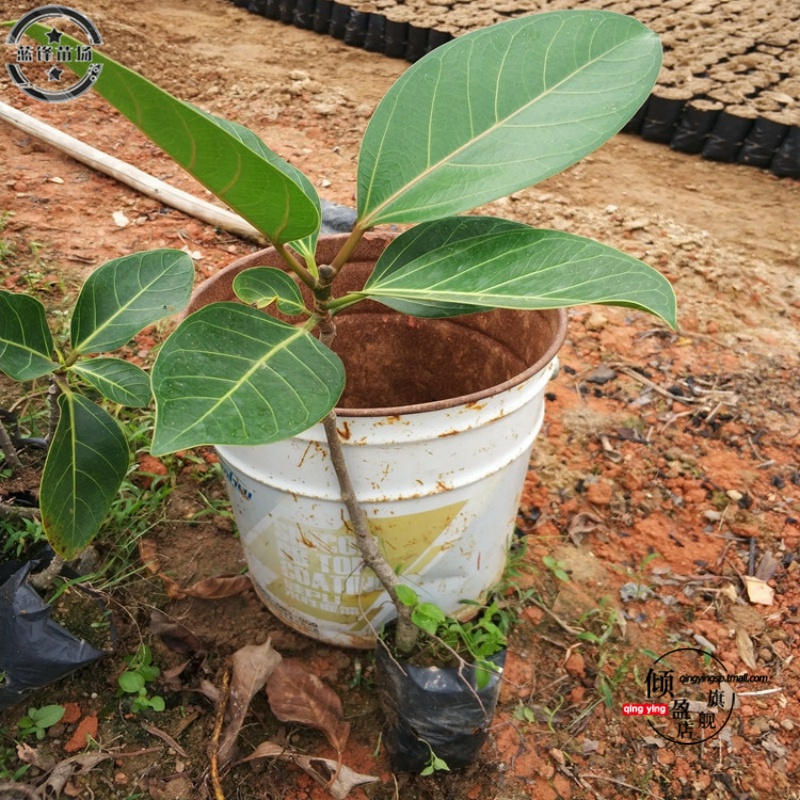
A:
218,355,559,648
187,232,566,648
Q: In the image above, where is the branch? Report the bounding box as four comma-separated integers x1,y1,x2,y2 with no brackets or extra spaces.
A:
0,504,39,524
0,417,23,471
29,554,64,590
315,299,418,653
45,379,62,445
321,412,418,653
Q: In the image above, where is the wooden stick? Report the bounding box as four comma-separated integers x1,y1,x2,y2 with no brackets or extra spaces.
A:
0,100,267,245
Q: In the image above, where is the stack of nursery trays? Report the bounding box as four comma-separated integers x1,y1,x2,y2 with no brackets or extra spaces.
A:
230,0,800,178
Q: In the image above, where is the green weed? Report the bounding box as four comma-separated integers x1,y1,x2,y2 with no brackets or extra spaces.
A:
117,644,165,713
16,705,65,740
542,555,570,583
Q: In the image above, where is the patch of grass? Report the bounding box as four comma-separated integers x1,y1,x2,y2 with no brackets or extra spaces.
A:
0,514,48,560
576,596,622,646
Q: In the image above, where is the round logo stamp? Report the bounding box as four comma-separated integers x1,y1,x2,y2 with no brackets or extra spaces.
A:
641,647,737,744
5,5,102,103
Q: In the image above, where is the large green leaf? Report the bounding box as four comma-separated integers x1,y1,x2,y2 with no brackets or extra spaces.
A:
360,218,677,327
358,11,661,226
151,304,345,455
71,357,151,407
40,393,129,559
21,23,319,244
361,217,523,318
70,250,194,355
0,290,55,380
193,108,321,253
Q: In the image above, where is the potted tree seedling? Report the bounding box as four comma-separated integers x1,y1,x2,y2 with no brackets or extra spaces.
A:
4,8,674,764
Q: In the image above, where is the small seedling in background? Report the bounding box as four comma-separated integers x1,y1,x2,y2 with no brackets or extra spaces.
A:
16,705,65,740
420,740,450,777
576,597,621,646
513,703,537,724
542,555,570,583
117,645,165,713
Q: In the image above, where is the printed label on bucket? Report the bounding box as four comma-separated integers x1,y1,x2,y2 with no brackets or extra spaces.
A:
244,500,467,630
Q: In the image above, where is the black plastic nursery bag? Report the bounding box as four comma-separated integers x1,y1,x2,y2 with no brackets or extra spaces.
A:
375,644,506,773
0,560,107,709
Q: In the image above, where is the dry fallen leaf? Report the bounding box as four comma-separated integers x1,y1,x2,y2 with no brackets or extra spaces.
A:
218,639,282,769
239,741,379,800
41,753,112,798
138,537,161,574
138,539,251,600
742,576,774,606
178,574,252,600
150,609,205,655
735,626,758,670
266,659,351,754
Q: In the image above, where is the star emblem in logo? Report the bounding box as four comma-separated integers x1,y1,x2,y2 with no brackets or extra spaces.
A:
45,26,62,44
46,64,64,82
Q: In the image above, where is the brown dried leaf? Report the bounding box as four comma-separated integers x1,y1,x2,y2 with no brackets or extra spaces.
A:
755,551,780,583
150,610,205,655
735,627,757,670
139,539,251,600
567,512,605,545
16,741,55,770
266,660,350,754
239,741,379,800
218,639,282,769
42,753,112,798
198,678,221,705
742,576,774,606
179,574,252,600
138,537,161,574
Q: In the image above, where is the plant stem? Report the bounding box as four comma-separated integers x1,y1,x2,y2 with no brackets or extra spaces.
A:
328,225,367,275
45,378,62,445
0,417,23,471
275,242,318,289
29,554,64,590
317,319,418,654
320,412,418,653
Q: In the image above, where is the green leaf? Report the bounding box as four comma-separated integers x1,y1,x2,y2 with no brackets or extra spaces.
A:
21,24,319,244
233,268,309,315
147,695,166,712
193,107,322,248
394,585,419,608
71,250,194,355
0,291,55,380
29,705,65,728
358,11,661,226
412,602,446,635
362,217,523,318
40,394,129,559
71,357,151,407
361,218,677,328
151,303,345,455
118,672,145,694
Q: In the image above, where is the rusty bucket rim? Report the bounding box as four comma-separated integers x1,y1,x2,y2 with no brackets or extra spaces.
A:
187,231,568,418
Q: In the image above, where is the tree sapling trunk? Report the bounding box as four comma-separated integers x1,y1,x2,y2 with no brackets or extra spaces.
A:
316,274,419,654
